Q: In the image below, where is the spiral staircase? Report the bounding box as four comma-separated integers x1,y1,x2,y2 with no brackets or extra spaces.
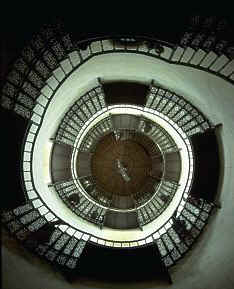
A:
1,16,234,287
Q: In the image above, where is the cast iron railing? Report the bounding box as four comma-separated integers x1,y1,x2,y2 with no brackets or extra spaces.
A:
1,31,234,118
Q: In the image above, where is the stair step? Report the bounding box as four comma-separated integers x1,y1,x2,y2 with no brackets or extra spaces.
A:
48,228,63,245
51,41,66,61
126,41,139,51
190,49,207,65
230,73,234,81
170,247,181,261
171,46,184,62
182,208,197,225
45,248,59,261
53,66,66,82
14,57,30,75
209,55,230,72
43,51,58,71
157,98,169,112
138,42,150,53
28,216,47,232
68,51,81,67
13,203,34,216
160,46,173,60
28,70,44,89
87,99,97,114
92,94,102,110
90,40,103,54
177,241,188,254
53,233,70,251
220,59,234,76
63,237,78,254
79,47,91,61
162,233,175,251
60,59,73,75
200,51,218,68
2,211,15,223
46,75,59,90
66,256,79,269
163,255,174,267
156,238,169,257
41,85,53,99
101,39,114,51
62,34,74,52
185,202,200,216
180,47,195,63
72,240,86,257
56,254,69,265
35,59,51,79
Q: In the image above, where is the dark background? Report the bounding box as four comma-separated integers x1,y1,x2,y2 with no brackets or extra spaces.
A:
1,15,234,81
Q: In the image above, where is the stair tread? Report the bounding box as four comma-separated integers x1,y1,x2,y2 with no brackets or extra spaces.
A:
53,66,66,81
171,46,184,61
60,58,73,74
209,54,230,71
200,51,218,68
160,46,173,60
220,59,234,76
68,51,81,66
180,47,195,63
190,49,207,65
90,40,103,53
101,39,114,51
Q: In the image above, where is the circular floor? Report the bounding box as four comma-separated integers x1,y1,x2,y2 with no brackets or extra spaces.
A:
91,133,159,196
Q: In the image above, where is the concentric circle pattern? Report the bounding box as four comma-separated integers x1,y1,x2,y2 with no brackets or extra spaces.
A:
1,25,222,277
91,133,154,197
72,111,182,216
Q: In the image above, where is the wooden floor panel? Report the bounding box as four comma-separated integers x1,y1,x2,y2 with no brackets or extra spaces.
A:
91,133,162,196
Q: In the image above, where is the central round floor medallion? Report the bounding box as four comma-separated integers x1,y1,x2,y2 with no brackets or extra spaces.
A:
91,133,161,196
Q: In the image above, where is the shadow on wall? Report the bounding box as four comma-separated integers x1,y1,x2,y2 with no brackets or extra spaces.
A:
215,126,225,206
1,228,64,281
